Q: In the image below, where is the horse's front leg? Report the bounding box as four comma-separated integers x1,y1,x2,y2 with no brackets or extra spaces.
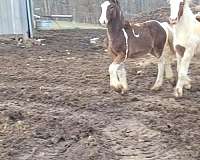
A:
116,62,128,94
109,62,122,93
176,52,182,73
109,53,128,94
175,47,194,97
175,46,191,90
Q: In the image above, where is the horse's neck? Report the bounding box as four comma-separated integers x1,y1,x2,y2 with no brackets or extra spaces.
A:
176,6,195,30
107,20,123,40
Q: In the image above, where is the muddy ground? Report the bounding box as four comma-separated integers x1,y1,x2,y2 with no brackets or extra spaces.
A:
0,29,200,160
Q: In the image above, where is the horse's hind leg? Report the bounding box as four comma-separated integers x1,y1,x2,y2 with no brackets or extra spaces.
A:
151,56,165,91
165,54,176,86
165,63,176,87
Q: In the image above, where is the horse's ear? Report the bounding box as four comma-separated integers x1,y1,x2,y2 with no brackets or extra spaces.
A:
109,0,120,6
115,0,120,6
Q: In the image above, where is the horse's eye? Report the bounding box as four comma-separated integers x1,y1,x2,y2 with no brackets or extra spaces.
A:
110,5,114,10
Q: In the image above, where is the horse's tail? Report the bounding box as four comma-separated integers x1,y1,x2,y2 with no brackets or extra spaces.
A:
161,22,175,54
167,24,175,54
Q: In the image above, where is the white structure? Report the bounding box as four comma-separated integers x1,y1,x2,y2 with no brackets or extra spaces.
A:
0,0,33,38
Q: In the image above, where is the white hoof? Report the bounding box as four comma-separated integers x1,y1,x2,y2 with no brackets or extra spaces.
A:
183,79,191,90
151,84,162,91
121,86,128,94
184,83,191,90
174,87,183,97
111,84,123,93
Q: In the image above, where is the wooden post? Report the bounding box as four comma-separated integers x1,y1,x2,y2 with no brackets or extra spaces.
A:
44,0,48,16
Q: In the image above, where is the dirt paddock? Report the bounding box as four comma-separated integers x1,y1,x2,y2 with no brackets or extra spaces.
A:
0,29,200,160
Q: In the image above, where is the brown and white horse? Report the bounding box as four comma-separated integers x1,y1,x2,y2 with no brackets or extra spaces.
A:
99,0,175,94
169,0,200,97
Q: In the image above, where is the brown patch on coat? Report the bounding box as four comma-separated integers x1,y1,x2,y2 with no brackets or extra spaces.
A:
196,15,200,22
176,44,185,57
178,2,185,20
146,21,167,58
124,21,167,58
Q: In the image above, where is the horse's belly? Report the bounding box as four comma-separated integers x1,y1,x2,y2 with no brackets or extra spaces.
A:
128,50,149,58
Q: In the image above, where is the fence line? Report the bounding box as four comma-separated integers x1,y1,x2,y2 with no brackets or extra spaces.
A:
32,0,200,24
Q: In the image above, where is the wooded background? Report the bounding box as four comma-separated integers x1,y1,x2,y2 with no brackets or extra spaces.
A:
33,0,200,24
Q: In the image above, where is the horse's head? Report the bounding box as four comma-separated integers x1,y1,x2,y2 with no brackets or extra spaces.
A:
99,0,122,26
169,0,186,24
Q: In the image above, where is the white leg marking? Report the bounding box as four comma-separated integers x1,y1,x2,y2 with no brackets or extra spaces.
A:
109,63,121,89
164,51,174,83
151,57,165,91
175,51,192,91
165,63,174,80
165,62,176,87
176,52,182,73
175,48,194,97
116,63,128,93
162,45,174,81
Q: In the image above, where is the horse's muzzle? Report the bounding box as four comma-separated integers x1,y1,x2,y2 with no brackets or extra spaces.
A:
169,17,178,25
